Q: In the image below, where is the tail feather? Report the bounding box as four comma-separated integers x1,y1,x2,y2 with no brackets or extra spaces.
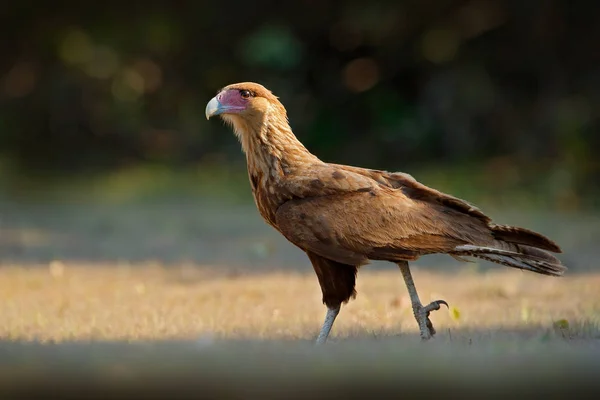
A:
491,224,562,253
452,244,566,276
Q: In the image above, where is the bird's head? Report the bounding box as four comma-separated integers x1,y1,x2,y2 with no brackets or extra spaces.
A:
205,82,285,125
205,82,305,158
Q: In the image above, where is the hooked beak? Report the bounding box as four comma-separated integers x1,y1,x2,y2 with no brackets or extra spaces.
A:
205,94,245,120
205,96,222,120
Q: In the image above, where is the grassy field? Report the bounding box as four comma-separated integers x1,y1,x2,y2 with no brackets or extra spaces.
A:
1,263,600,397
1,261,599,395
1,263,599,343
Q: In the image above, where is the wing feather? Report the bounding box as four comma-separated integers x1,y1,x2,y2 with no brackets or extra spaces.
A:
275,185,493,266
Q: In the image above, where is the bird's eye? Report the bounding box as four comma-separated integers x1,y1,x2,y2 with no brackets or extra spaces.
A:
240,90,252,99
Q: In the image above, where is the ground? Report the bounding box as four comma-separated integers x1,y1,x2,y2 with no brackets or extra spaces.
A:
1,263,599,343
2,263,600,396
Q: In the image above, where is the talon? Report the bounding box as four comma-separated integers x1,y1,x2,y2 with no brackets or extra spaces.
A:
416,299,449,338
436,300,449,309
421,299,449,314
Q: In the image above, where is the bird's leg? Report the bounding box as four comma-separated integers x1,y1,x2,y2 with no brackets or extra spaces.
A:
398,261,448,340
315,306,340,345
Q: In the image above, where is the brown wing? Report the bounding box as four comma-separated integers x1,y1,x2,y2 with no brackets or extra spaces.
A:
330,164,560,253
279,163,377,198
274,184,495,266
330,163,491,224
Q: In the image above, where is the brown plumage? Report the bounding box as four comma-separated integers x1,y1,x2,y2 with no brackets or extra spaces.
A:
205,82,566,343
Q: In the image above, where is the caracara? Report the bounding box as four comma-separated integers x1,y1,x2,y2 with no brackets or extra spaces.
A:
205,82,566,343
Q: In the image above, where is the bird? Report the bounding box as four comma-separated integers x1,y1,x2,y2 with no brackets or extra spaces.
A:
205,82,567,344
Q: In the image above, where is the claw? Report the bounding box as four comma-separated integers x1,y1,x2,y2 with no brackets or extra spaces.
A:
417,299,449,338
421,299,449,315
436,300,449,309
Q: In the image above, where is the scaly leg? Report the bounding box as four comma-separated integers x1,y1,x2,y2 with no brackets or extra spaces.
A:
315,306,340,345
398,261,448,340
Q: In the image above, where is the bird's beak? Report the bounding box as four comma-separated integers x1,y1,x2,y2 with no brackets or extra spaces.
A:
205,96,222,120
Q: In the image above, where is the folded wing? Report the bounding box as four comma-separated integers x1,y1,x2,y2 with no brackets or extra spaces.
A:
274,165,565,276
275,182,492,266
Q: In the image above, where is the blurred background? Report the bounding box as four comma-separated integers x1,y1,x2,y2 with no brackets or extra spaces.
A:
1,0,598,272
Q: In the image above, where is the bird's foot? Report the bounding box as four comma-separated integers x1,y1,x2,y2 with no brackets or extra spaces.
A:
413,300,448,340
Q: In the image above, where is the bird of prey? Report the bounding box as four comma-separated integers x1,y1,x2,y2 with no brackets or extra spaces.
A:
205,82,566,343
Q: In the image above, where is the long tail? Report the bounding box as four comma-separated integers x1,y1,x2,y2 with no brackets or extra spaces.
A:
450,225,566,276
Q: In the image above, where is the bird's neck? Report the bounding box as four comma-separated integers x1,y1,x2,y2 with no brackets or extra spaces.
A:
233,109,320,181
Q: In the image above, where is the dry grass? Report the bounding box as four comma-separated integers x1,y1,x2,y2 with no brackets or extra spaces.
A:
2,263,600,397
2,262,599,343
